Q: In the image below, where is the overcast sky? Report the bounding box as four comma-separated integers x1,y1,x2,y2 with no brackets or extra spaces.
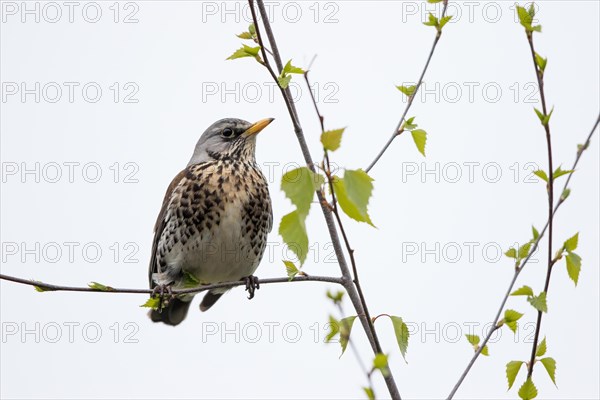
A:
1,1,598,399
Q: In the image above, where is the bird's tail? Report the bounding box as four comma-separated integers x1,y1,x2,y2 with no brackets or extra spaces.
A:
149,297,192,326
200,290,224,312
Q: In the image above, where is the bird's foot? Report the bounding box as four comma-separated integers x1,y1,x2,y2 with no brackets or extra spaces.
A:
151,284,173,313
243,275,260,300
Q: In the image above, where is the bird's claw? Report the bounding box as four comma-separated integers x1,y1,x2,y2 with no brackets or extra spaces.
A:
151,284,173,313
243,275,260,300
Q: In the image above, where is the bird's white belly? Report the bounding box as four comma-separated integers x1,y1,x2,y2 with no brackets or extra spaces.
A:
165,202,260,287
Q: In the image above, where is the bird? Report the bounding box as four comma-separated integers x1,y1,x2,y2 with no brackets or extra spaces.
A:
148,117,274,326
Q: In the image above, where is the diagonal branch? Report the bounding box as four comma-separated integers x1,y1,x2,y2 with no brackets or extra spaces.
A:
365,1,449,173
446,113,599,399
249,1,401,398
305,69,387,388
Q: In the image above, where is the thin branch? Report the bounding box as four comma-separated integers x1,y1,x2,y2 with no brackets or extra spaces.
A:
306,68,374,386
0,273,344,295
446,114,599,399
250,1,401,398
304,71,325,132
329,180,384,357
306,68,387,376
525,29,554,380
556,114,599,203
365,1,449,173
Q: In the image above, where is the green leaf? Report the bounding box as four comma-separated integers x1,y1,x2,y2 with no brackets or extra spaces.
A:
536,337,547,357
325,316,339,342
427,0,443,3
373,353,390,377
140,297,161,310
533,170,548,182
277,74,292,89
363,387,375,400
390,316,409,362
181,270,200,288
511,285,534,296
411,129,427,157
504,309,524,334
236,32,253,40
578,142,590,152
539,357,557,386
560,188,571,201
516,5,541,33
439,15,452,29
505,247,517,259
277,60,304,89
552,167,574,179
281,167,324,215
466,333,488,354
279,210,308,265
396,85,416,97
564,232,579,252
538,107,554,126
466,334,480,346
34,284,53,292
505,320,518,333
545,108,554,125
226,44,262,61
339,316,357,356
326,290,344,304
283,260,299,281
518,242,532,259
480,345,489,356
423,12,438,27
248,23,256,35
282,59,304,74
506,361,524,390
565,252,582,286
516,6,532,26
321,128,345,152
528,292,548,313
534,108,544,123
88,281,115,291
403,116,418,131
532,226,540,240
518,378,538,400
534,52,547,72
333,169,375,226
240,44,260,56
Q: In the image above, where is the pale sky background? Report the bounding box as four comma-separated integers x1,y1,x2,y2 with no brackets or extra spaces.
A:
1,1,598,399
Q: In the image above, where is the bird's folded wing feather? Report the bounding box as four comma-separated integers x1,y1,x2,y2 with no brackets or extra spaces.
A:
148,169,188,287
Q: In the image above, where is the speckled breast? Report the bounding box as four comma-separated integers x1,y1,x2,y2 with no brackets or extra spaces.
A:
159,159,272,286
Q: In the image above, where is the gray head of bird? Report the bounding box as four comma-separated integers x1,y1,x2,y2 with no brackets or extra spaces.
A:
187,117,274,166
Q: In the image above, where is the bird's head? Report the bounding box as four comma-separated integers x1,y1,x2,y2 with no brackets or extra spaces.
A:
188,117,274,166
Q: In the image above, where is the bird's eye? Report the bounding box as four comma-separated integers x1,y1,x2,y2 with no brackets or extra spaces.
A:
221,128,234,138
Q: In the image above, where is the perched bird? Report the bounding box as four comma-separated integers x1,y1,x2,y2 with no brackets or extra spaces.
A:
148,118,274,326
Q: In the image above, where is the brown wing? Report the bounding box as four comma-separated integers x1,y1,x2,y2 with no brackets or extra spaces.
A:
148,169,188,287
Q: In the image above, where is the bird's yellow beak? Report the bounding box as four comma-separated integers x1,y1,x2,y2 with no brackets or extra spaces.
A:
243,118,275,137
